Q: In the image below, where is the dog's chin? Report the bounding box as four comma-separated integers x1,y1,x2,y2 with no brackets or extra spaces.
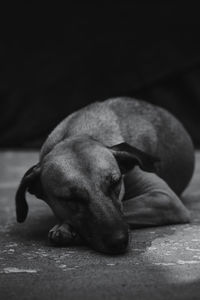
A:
88,234,129,255
78,232,129,254
76,224,129,255
91,242,129,255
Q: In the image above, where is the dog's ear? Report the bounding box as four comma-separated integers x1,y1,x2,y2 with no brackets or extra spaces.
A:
15,164,43,223
109,142,160,174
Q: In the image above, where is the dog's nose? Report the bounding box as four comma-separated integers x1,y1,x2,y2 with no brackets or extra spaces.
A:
103,230,129,254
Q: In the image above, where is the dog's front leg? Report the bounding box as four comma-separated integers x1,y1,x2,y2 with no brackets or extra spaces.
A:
48,223,81,246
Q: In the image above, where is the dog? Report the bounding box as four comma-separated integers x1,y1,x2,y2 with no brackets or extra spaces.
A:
15,97,195,254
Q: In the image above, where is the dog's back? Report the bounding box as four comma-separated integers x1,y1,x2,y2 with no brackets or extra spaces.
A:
41,97,194,194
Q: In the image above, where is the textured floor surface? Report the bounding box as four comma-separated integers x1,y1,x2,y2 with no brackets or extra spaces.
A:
0,151,200,300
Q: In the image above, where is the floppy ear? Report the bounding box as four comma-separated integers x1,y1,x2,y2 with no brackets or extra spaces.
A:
109,142,160,174
15,164,43,223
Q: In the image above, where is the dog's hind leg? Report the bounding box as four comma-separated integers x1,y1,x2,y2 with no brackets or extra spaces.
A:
123,167,190,228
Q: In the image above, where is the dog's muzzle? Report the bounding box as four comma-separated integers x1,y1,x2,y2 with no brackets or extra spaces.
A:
101,227,129,254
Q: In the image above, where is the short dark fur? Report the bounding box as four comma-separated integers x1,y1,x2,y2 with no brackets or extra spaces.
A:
15,97,195,254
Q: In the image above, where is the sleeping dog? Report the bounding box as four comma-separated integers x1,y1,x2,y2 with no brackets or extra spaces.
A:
16,97,194,254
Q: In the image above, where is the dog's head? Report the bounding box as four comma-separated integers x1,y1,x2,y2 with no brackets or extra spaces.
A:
16,136,159,254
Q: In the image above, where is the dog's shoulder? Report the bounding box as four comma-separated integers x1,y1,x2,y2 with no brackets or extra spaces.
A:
39,98,161,160
40,101,120,160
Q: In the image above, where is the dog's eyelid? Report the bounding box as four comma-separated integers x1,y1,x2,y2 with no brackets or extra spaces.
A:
57,195,87,204
57,195,68,202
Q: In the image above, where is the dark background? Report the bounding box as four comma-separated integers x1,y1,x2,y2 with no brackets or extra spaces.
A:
1,3,200,148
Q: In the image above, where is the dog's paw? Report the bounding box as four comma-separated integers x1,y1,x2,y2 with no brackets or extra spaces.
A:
48,223,79,246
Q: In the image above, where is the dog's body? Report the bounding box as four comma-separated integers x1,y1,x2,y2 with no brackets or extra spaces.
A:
41,97,194,195
16,97,195,254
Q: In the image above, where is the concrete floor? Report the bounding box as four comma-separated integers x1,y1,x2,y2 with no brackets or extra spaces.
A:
0,151,200,300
